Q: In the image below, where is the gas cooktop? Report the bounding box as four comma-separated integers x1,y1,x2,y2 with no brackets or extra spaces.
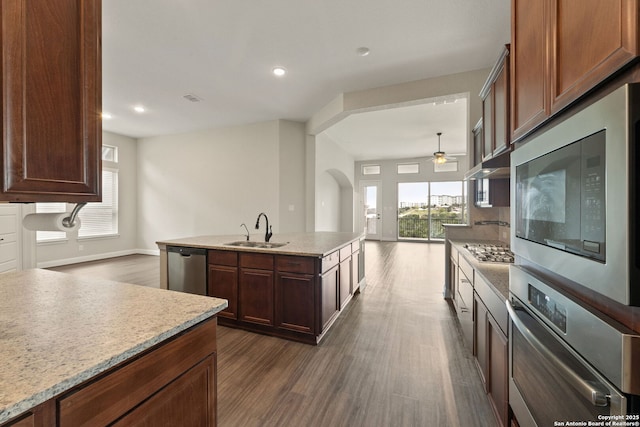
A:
463,243,514,263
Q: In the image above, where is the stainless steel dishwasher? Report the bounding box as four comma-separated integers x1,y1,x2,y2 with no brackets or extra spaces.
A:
167,246,207,295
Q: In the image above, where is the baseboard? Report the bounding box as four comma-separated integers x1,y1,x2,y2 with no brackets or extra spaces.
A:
37,249,159,269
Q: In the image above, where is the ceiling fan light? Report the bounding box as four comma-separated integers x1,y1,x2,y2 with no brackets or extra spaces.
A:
433,152,447,164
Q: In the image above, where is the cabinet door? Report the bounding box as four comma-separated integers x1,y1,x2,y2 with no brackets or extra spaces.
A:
0,0,101,202
111,356,216,427
351,249,360,292
472,120,483,166
339,258,351,310
321,265,339,331
208,264,238,320
488,314,509,427
493,60,510,156
482,91,493,160
474,293,489,389
239,268,274,326
275,272,315,334
550,0,639,114
511,0,548,141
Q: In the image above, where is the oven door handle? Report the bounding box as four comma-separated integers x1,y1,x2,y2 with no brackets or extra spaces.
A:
506,299,610,407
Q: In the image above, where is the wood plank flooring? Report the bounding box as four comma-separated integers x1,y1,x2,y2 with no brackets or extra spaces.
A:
47,242,497,427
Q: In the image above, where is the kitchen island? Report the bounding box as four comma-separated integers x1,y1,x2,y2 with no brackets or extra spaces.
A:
157,232,365,344
0,269,227,426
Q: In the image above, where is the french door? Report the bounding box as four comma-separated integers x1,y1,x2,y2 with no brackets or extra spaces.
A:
360,181,381,240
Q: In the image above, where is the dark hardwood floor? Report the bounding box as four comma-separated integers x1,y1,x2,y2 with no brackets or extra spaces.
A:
48,242,497,427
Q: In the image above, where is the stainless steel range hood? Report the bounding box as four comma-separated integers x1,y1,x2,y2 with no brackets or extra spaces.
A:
464,150,511,180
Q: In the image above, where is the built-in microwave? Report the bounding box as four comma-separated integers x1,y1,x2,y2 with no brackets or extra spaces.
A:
511,83,640,306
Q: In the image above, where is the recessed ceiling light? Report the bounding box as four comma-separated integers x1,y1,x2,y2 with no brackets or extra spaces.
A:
356,47,370,57
101,112,112,119
272,66,287,77
134,105,146,113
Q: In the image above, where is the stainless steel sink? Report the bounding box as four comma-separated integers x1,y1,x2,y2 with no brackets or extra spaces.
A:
224,241,288,249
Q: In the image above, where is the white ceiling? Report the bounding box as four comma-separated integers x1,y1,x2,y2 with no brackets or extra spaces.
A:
102,0,510,157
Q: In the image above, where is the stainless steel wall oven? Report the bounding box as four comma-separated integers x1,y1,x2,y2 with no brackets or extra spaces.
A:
507,266,640,427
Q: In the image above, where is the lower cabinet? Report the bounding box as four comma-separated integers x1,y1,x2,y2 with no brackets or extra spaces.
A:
275,256,315,335
321,263,339,331
208,250,238,320
238,253,275,326
206,241,361,344
474,289,509,427
2,319,218,427
456,268,474,351
339,246,352,310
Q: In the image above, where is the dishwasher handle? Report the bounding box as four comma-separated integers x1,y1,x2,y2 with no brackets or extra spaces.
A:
167,246,207,257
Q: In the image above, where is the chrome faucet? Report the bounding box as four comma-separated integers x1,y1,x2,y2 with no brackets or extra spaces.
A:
240,223,250,241
255,212,273,242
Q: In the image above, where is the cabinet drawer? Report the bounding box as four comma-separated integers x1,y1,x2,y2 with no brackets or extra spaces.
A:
239,252,274,270
459,255,474,285
339,246,351,262
474,273,508,336
58,319,217,427
351,242,358,254
208,250,237,267
276,255,315,274
322,251,339,272
450,245,459,264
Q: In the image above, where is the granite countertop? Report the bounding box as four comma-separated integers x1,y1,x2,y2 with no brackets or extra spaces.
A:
0,269,227,424
157,231,364,257
449,239,510,299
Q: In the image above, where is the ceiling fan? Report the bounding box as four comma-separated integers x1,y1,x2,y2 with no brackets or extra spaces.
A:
430,132,456,164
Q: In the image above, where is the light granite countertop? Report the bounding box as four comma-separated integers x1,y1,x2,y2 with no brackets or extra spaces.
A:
450,239,510,299
157,231,364,257
0,269,227,424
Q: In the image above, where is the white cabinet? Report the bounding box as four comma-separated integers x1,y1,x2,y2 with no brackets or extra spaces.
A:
0,205,21,273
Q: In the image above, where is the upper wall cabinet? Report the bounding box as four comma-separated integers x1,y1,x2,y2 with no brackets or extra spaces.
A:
480,45,511,162
0,0,102,202
511,0,639,142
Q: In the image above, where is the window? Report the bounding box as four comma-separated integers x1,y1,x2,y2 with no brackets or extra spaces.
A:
35,145,119,242
397,163,419,174
362,164,381,175
78,145,118,238
78,168,118,238
434,161,458,172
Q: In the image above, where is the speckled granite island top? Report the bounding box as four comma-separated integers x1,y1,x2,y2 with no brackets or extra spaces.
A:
0,269,227,424
157,231,364,257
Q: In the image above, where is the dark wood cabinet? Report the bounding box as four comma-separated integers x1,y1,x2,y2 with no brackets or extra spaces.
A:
321,264,339,332
472,119,483,166
455,263,474,351
475,274,509,427
511,0,640,142
275,255,316,335
481,45,511,160
0,319,219,427
0,0,102,202
239,253,275,326
488,313,509,427
550,0,639,114
208,250,238,320
474,292,489,388
206,241,360,344
338,246,352,310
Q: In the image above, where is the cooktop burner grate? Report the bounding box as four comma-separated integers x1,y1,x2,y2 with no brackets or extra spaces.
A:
463,243,514,263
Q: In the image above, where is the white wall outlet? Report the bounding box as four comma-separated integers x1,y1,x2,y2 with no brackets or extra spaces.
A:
288,204,295,211
78,245,84,251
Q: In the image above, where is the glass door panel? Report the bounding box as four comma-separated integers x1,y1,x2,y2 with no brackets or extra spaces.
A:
361,182,381,240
